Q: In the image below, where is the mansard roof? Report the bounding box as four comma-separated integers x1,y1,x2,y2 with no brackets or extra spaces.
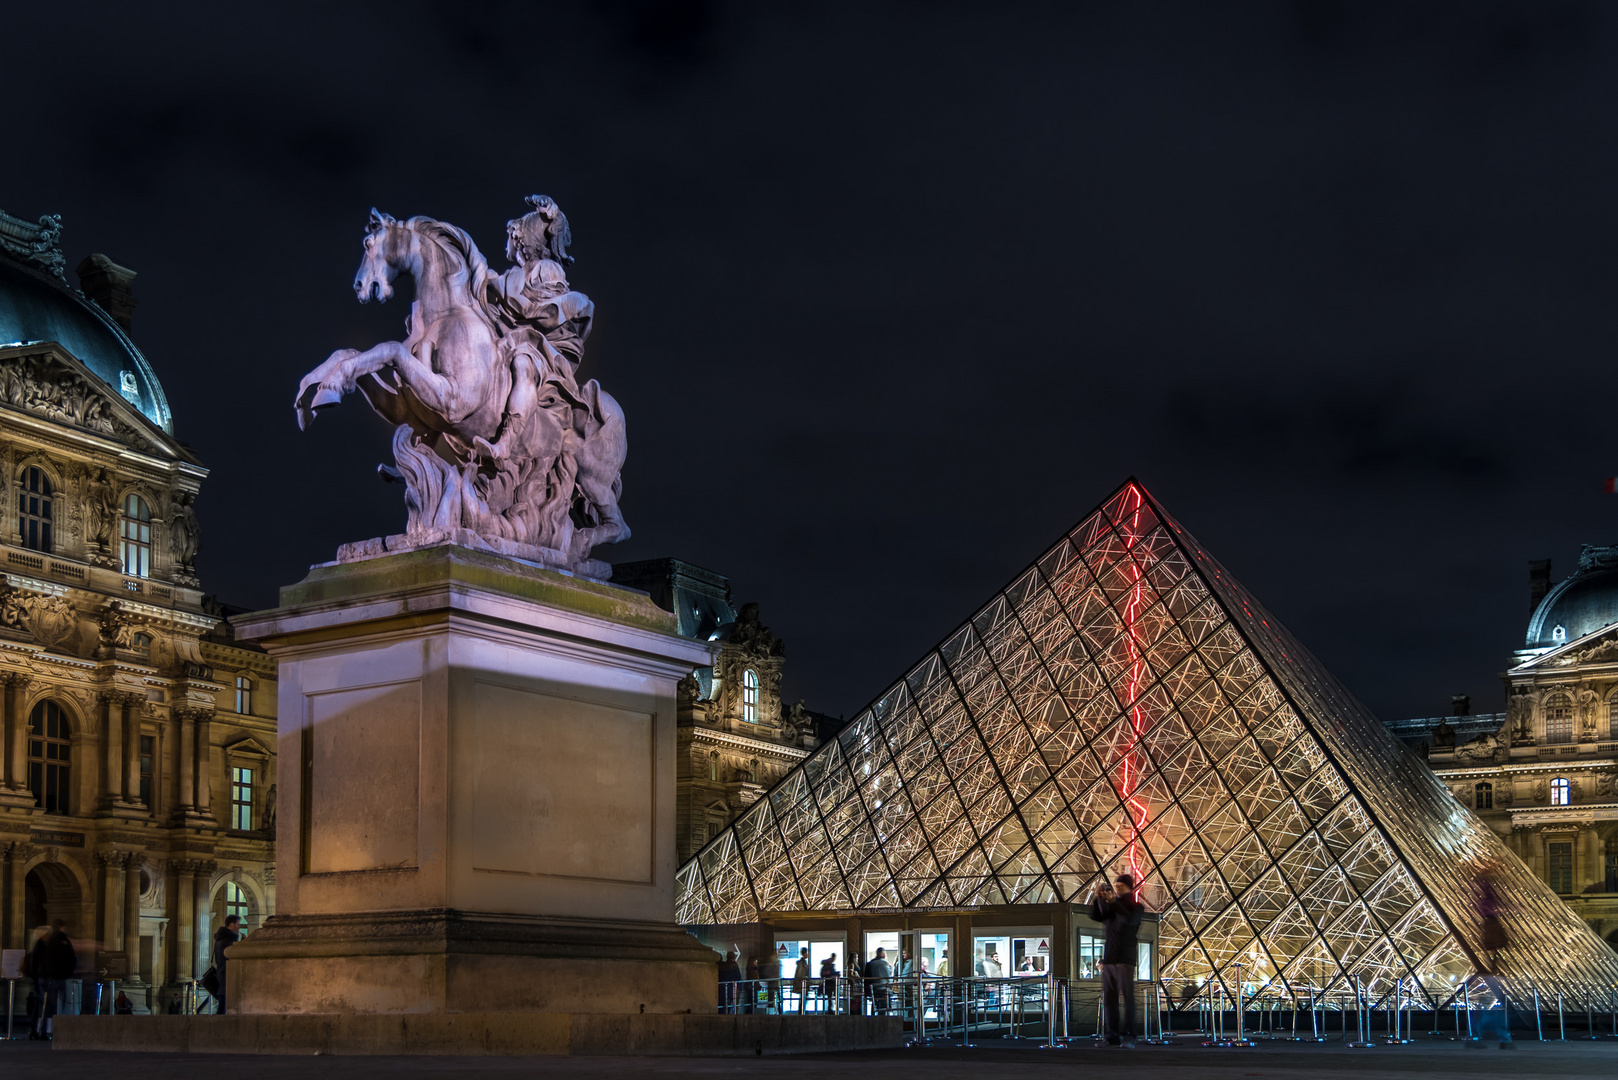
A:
677,479,1618,1007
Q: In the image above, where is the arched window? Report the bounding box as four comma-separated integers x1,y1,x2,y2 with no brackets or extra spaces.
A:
119,494,152,577
27,700,71,814
742,668,759,723
223,881,250,927
1474,781,1493,810
17,467,52,552
1551,777,1571,806
1545,695,1574,745
235,676,252,716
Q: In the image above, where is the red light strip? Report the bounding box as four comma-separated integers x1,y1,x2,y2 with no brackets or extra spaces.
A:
1116,484,1150,888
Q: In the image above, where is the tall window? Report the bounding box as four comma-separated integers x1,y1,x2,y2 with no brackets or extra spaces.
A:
27,700,70,814
1609,698,1618,741
119,493,152,577
1545,695,1574,745
1606,833,1618,893
742,669,759,723
17,467,52,552
138,734,154,806
231,766,254,830
1548,841,1574,894
1474,781,1493,810
223,881,249,926
1551,777,1571,805
235,676,252,716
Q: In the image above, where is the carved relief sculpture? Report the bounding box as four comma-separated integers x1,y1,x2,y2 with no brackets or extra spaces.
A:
294,196,628,579
169,491,200,584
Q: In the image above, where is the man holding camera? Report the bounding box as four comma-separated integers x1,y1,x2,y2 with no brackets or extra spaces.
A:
1089,874,1144,1047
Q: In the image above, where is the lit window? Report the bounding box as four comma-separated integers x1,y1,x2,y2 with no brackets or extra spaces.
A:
1474,781,1492,810
17,467,52,552
27,700,70,814
742,669,758,723
223,881,250,926
1545,695,1574,745
235,676,252,715
119,494,152,577
1551,777,1571,806
1548,841,1574,894
132,633,151,658
231,766,254,830
139,734,154,806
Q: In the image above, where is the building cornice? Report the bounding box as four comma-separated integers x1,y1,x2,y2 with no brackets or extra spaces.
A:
690,727,809,760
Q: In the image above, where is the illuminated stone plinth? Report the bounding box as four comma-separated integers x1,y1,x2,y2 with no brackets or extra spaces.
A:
227,546,719,1015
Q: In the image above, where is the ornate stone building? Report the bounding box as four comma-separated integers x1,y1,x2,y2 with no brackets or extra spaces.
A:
1391,547,1618,948
613,559,829,863
0,208,276,1009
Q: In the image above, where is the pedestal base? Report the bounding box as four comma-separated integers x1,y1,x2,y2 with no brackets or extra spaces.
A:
232,909,719,1015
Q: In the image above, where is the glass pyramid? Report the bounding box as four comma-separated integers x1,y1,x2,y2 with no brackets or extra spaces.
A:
676,481,1618,1007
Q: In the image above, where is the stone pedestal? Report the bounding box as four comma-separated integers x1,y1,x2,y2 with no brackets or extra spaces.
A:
228,546,720,1015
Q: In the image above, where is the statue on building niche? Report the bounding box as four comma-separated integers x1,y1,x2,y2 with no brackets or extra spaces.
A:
294,196,628,579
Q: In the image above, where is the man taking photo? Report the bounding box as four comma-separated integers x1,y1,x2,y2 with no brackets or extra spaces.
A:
1089,874,1144,1047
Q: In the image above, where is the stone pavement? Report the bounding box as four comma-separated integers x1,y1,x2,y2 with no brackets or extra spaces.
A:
3,1038,1618,1079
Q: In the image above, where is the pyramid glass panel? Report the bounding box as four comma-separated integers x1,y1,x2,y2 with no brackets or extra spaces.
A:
679,480,1618,1002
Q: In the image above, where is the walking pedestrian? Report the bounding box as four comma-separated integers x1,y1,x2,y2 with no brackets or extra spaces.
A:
819,953,839,1012
793,948,811,1013
30,920,75,1041
863,947,893,1016
212,914,241,1014
1090,873,1144,1047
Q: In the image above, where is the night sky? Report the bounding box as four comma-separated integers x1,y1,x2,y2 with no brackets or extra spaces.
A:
3,3,1613,725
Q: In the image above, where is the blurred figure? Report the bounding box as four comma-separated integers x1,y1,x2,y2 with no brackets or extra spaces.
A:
760,948,782,1013
1470,863,1514,1049
819,953,839,1012
793,947,811,1013
717,947,742,1014
29,920,75,1041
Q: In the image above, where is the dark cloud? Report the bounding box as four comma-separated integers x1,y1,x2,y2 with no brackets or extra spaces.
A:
0,1,1612,725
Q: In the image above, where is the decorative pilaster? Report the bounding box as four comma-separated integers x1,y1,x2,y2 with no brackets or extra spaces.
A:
3,842,35,950
96,849,128,955
122,693,142,807
175,707,196,818
194,711,215,821
124,855,144,977
100,692,123,809
1,673,35,805
168,859,197,983
193,861,215,975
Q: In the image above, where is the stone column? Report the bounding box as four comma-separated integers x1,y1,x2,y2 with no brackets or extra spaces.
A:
101,692,123,809
98,850,127,957
124,856,143,976
176,708,195,813
123,694,142,808
194,712,214,820
4,843,31,951
194,863,214,975
4,674,32,798
0,842,12,949
170,860,196,983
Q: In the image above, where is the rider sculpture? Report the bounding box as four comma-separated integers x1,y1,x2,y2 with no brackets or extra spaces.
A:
294,195,628,579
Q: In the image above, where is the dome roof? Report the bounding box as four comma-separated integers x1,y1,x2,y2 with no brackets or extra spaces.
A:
1525,545,1618,649
0,252,172,434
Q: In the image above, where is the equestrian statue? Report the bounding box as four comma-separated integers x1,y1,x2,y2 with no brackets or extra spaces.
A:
294,195,628,579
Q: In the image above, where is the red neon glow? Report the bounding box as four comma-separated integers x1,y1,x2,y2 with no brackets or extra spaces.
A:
1116,484,1151,887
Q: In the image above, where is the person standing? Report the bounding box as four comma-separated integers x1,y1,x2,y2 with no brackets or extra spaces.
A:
792,948,811,1013
717,948,742,1014
743,955,761,1014
30,920,76,1040
863,947,893,1016
212,914,242,1015
760,948,783,1014
819,953,839,1013
1090,874,1144,1047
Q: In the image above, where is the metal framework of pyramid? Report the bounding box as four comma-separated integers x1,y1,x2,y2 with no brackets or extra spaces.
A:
676,480,1618,1006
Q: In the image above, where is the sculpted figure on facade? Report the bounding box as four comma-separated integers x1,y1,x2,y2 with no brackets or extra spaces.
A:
294,195,628,578
169,491,200,579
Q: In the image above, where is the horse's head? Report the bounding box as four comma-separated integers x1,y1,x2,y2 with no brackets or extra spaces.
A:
355,208,405,303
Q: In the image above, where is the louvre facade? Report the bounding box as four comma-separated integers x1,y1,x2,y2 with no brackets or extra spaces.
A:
677,480,1618,1006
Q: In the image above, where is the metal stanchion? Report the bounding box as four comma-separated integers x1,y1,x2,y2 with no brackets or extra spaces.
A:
1458,979,1475,1041
1557,989,1565,1041
1384,978,1410,1044
5,979,13,1041
1533,985,1544,1041
1346,975,1374,1047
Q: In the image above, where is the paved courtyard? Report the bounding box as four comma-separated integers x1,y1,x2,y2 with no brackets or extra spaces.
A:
4,1038,1618,1080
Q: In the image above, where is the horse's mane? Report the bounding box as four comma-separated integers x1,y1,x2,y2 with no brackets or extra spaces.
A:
405,216,496,300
